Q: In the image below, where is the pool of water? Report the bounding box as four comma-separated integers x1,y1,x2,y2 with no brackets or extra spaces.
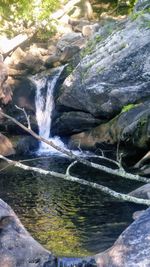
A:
0,154,145,257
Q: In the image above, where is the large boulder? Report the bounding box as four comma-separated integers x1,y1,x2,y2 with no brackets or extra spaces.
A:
0,198,56,267
69,101,150,150
95,207,150,267
56,3,150,125
0,77,37,134
52,111,102,136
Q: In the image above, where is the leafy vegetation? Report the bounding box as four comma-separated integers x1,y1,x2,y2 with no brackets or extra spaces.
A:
0,0,61,38
121,103,138,113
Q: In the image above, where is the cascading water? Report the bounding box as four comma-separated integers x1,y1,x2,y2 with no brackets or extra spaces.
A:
32,66,65,154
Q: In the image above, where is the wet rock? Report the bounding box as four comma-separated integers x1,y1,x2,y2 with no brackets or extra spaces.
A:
132,210,145,220
57,6,150,119
0,198,56,267
0,133,15,156
44,55,61,68
129,184,150,200
16,136,39,155
95,207,150,267
52,111,102,136
69,101,150,150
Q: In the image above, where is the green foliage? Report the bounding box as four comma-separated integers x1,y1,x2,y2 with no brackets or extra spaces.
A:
80,35,103,58
121,103,138,113
0,0,61,37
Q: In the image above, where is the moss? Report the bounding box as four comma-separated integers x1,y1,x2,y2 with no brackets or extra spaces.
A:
80,35,104,58
121,103,138,113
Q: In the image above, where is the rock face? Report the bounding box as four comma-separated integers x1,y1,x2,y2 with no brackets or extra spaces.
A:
0,198,56,267
52,111,102,136
95,207,150,267
0,77,37,134
69,101,150,150
55,2,150,140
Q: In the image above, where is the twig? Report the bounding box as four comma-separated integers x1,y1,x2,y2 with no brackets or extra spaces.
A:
0,109,150,184
15,105,31,129
66,161,78,176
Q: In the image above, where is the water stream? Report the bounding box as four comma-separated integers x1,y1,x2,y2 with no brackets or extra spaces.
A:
33,66,65,154
0,156,143,257
0,69,144,258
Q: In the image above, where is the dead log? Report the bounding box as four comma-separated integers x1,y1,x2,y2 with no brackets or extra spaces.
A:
0,33,32,57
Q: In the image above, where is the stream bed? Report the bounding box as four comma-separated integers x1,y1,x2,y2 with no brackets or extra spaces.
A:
0,154,145,257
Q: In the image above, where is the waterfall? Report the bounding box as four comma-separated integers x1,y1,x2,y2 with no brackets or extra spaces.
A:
32,66,65,154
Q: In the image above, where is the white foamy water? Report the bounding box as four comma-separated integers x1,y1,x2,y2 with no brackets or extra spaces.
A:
32,66,65,154
32,67,93,157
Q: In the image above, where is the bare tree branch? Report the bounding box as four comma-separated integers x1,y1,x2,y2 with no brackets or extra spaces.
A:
134,151,150,169
66,160,78,176
0,109,150,184
0,154,150,206
15,105,31,129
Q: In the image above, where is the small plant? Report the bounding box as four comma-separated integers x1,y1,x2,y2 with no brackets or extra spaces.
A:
121,103,138,113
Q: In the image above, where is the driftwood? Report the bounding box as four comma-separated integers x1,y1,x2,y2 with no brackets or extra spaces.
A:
51,0,94,20
0,109,150,186
0,33,32,57
134,151,150,168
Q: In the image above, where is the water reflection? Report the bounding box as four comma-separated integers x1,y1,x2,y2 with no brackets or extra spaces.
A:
0,155,144,257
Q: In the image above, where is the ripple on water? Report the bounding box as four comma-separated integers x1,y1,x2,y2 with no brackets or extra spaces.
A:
0,155,144,257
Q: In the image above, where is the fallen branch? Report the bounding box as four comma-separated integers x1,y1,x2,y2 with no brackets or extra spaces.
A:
15,105,31,129
0,34,31,57
51,0,81,20
134,151,150,168
0,109,150,184
0,155,150,206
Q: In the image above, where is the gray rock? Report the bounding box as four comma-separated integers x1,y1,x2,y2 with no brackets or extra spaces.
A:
57,32,84,52
95,207,150,267
57,6,150,119
129,184,150,199
134,0,150,12
16,136,39,155
60,46,80,63
82,24,100,37
52,111,102,136
69,101,150,150
0,198,56,267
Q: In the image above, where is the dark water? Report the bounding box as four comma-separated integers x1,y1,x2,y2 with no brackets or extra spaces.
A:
0,155,145,257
